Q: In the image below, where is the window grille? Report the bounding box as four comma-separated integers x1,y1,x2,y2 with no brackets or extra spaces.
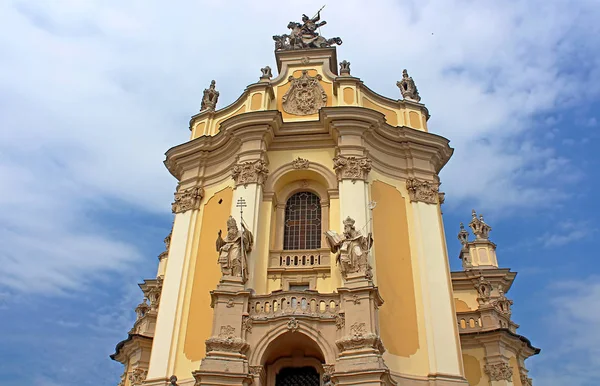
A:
283,191,321,250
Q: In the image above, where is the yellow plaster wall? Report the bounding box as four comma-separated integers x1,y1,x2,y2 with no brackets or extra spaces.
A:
253,200,272,295
462,351,484,386
371,180,419,357
250,92,263,111
454,289,479,311
362,97,399,126
178,187,233,371
408,111,422,129
454,299,471,312
342,87,355,105
275,69,334,122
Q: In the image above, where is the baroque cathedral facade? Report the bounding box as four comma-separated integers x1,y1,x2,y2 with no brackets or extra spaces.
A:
111,14,539,386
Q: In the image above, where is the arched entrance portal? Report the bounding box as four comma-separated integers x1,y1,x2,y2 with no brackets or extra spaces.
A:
260,331,325,386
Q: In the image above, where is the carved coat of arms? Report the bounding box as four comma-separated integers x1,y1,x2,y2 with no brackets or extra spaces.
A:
282,70,327,116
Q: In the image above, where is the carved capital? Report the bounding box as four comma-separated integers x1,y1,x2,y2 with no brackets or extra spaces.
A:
332,155,371,182
231,160,269,187
406,178,440,204
128,368,148,386
172,186,204,214
484,362,513,381
292,157,310,169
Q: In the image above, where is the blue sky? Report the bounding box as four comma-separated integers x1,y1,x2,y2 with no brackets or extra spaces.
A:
1,0,599,385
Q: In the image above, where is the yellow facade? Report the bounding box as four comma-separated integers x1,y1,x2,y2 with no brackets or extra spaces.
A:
111,21,538,386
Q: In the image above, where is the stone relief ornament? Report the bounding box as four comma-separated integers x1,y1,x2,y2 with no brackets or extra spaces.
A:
396,69,421,102
171,186,204,214
292,157,310,169
323,364,335,375
287,317,299,332
520,374,533,386
335,313,345,330
325,216,373,280
242,315,253,332
484,363,513,381
216,216,253,282
200,80,219,111
128,368,148,386
457,222,470,247
249,365,264,376
332,155,372,182
339,60,351,76
231,160,269,186
282,70,327,116
475,276,493,305
469,209,492,240
406,178,439,204
272,11,342,51
335,322,385,353
205,325,249,353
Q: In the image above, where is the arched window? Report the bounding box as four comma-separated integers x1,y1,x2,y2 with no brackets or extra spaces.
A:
283,191,322,250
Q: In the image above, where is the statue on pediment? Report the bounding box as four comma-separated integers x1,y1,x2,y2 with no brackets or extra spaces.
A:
273,11,342,51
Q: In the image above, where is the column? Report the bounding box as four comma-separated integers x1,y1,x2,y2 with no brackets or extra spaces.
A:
407,177,464,379
147,185,204,380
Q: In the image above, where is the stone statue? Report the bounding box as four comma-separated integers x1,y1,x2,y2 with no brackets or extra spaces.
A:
216,216,253,281
396,69,421,102
201,80,219,111
273,12,342,51
469,209,491,240
325,216,373,280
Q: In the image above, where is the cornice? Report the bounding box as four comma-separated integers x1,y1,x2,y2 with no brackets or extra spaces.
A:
459,328,541,356
451,268,516,293
110,333,153,362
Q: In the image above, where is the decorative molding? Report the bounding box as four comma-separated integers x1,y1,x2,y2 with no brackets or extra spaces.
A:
128,368,148,386
287,317,299,332
249,365,264,376
171,186,204,213
226,298,235,308
231,160,269,187
484,363,513,381
335,313,345,330
351,294,361,304
242,315,253,333
205,326,249,353
292,157,310,169
406,178,439,204
282,71,327,116
332,155,372,182
520,373,533,386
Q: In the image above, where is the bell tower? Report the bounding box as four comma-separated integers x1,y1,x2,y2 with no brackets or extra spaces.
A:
111,12,538,386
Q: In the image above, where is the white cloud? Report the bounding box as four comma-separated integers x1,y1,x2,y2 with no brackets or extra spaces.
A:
0,1,598,292
532,277,600,385
537,220,595,248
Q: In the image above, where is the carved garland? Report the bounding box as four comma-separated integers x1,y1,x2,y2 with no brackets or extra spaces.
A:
172,186,204,213
231,160,269,187
205,325,249,353
484,363,513,381
128,368,148,386
332,155,372,182
292,157,310,169
406,178,440,204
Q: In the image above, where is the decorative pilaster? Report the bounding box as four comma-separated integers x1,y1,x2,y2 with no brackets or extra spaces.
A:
231,160,269,187
332,155,371,182
171,186,204,214
406,177,440,204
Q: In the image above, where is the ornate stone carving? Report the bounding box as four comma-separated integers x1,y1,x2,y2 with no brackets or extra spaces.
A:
351,294,361,304
249,365,264,376
325,217,373,280
282,70,327,116
484,363,513,381
231,160,269,186
323,364,335,375
335,322,385,353
128,368,148,386
172,186,204,213
242,315,253,333
475,276,493,305
201,80,219,111
332,155,372,182
406,178,440,204
169,375,178,386
469,209,492,240
520,373,533,386
287,317,299,332
260,66,272,80
205,325,249,353
335,313,345,330
292,157,310,169
273,12,342,50
458,222,470,247
226,298,234,308
135,299,150,321
438,192,446,205
216,216,253,281
493,285,513,316
396,69,421,102
339,60,351,76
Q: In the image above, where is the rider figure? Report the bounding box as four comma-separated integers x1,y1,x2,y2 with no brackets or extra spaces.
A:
301,12,326,38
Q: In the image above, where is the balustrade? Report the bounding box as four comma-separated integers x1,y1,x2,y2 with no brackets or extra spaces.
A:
249,291,339,320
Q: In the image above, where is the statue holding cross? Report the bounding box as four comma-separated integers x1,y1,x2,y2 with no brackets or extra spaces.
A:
216,199,253,282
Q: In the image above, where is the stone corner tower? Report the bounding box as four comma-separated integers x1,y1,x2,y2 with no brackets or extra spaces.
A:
111,13,539,386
